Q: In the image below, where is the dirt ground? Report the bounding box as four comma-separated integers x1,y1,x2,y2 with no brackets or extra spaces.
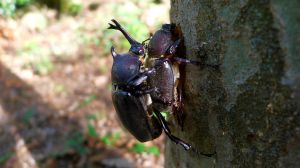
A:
0,1,170,167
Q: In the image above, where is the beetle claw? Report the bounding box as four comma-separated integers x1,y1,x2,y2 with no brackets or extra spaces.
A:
154,87,161,95
168,39,181,55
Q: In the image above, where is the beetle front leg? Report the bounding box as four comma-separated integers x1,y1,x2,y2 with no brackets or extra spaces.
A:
166,39,181,55
127,68,156,87
142,36,151,45
165,39,203,66
173,57,200,65
154,110,191,150
134,87,159,96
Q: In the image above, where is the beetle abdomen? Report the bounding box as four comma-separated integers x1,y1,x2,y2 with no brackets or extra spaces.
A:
112,91,162,142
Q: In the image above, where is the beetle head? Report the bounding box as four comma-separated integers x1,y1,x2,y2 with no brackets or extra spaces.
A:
148,28,173,57
147,23,179,57
161,24,176,32
108,19,145,57
130,43,145,56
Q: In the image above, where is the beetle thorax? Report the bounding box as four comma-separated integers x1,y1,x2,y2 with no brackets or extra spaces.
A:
111,54,141,85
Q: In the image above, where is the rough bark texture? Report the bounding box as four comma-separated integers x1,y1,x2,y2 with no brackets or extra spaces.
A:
165,0,300,167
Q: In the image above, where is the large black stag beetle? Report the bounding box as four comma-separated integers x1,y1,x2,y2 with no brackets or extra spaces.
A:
108,19,191,150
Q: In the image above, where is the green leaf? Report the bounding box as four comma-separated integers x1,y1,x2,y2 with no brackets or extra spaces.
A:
87,122,98,138
101,136,112,146
67,3,83,16
160,111,168,120
80,95,97,108
131,143,160,155
146,146,160,155
0,152,14,164
34,57,54,75
16,0,31,7
101,132,121,146
131,143,146,153
86,113,98,121
23,107,36,125
65,132,88,155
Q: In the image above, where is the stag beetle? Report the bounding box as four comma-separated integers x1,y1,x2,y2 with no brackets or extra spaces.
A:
108,19,191,150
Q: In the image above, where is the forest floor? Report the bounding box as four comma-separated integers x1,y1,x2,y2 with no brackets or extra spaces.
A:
0,1,169,167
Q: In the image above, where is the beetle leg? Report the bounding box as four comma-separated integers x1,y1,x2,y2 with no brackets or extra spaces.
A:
166,39,181,55
134,87,159,96
127,61,165,88
165,39,206,66
173,57,200,65
127,68,156,87
142,37,151,45
154,110,191,150
151,97,173,106
142,68,156,76
174,57,222,69
128,75,148,87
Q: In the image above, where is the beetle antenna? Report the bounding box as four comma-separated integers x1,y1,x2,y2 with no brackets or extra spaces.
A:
111,46,117,58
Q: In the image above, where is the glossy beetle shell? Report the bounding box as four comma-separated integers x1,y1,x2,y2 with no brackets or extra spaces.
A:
112,91,162,142
111,52,141,85
148,59,174,111
148,24,174,58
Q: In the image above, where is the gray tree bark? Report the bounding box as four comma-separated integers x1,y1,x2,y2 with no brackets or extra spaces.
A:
165,0,300,167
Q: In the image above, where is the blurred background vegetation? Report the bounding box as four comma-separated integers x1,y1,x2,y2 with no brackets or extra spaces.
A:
0,0,169,167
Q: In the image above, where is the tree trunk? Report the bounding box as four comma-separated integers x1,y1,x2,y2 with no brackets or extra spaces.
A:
165,0,300,167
